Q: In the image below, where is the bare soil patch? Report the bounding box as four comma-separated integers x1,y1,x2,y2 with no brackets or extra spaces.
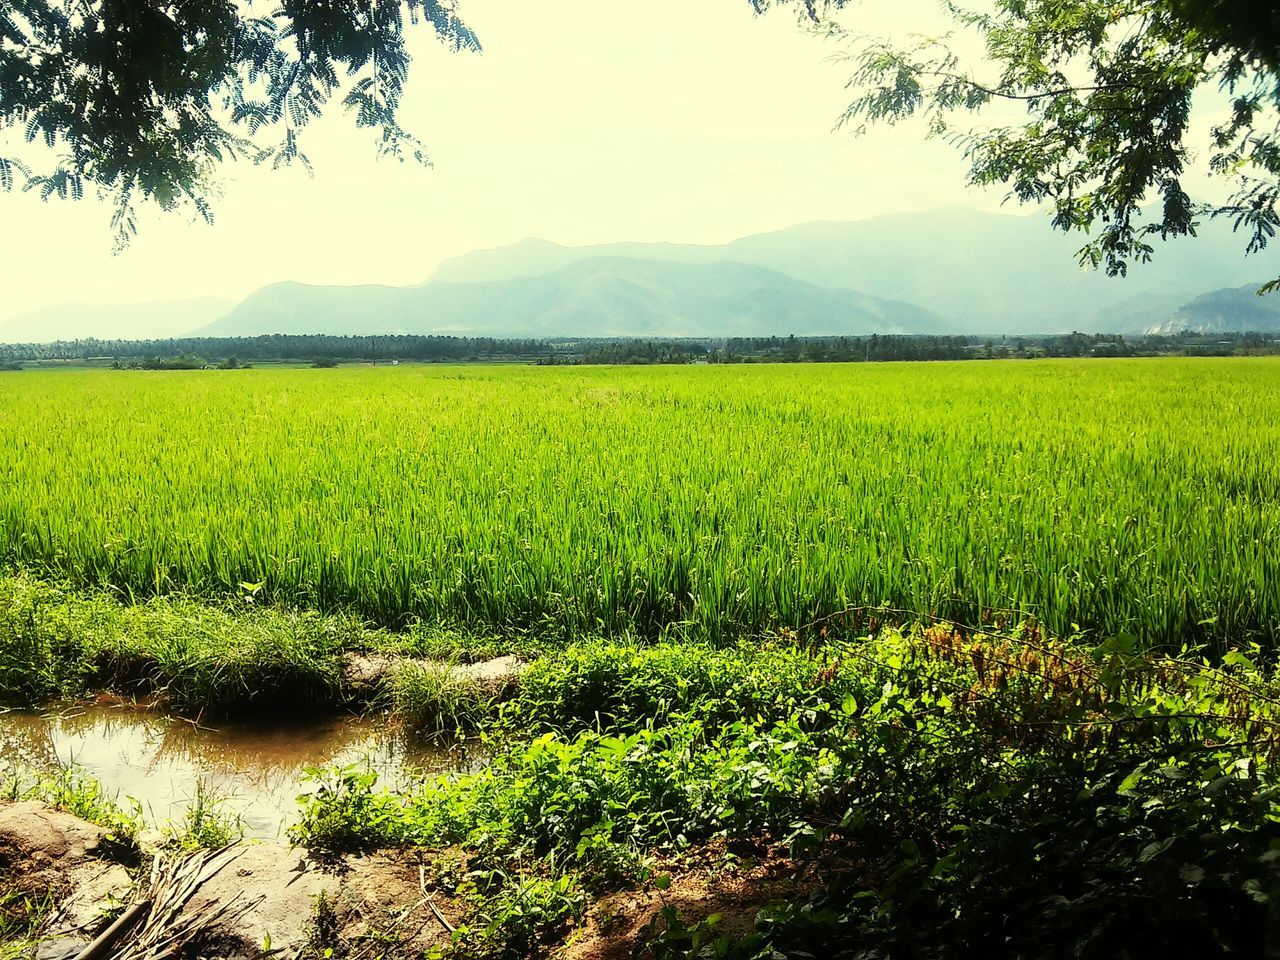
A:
564,841,829,960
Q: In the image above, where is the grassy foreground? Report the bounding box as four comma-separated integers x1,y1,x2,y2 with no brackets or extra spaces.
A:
1,360,1278,651
3,574,1279,957
292,626,1280,958
3,357,1279,956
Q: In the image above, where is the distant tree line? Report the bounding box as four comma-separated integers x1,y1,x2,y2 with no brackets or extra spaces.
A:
112,353,249,370
1,330,1278,368
1040,331,1280,358
565,341,713,365
719,335,978,363
550,332,1280,365
0,334,556,363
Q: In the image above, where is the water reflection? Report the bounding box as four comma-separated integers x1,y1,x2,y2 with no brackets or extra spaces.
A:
0,702,478,839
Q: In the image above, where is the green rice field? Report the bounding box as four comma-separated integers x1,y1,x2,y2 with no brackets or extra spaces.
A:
1,358,1277,649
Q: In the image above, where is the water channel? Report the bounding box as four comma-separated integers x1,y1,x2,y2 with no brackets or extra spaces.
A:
0,701,479,839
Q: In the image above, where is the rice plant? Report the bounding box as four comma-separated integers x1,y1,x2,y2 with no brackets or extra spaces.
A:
0,358,1275,651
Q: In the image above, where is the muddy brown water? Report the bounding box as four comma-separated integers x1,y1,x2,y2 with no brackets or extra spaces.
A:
0,702,481,839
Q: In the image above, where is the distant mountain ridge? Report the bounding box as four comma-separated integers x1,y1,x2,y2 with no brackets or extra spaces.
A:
6,208,1275,343
203,257,940,339
1143,284,1280,335
426,207,1267,333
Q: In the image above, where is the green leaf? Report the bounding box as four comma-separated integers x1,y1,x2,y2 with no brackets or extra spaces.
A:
1137,838,1175,863
1117,764,1147,795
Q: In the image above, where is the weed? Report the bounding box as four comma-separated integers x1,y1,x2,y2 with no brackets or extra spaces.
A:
301,889,340,959
389,660,491,733
453,870,584,960
0,889,54,960
159,780,244,852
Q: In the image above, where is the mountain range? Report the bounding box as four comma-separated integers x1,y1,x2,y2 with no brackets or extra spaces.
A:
421,207,1266,334
3,208,1277,343
205,258,939,339
1142,284,1280,335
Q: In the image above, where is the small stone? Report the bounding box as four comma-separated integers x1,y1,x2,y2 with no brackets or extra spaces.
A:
34,935,89,960
0,800,110,862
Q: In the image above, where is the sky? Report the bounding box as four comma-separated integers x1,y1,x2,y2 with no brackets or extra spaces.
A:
0,0,1012,320
0,0,1236,322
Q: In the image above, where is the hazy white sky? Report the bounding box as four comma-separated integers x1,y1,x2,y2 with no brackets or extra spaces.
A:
0,0,1223,320
0,0,1006,318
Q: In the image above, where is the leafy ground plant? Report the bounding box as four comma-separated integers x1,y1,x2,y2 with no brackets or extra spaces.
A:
293,625,1280,958
449,870,585,960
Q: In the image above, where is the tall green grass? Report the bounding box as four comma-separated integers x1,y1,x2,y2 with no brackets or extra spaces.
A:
0,359,1276,650
0,574,356,710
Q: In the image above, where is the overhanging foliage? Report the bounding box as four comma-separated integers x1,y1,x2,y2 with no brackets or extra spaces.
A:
825,0,1280,288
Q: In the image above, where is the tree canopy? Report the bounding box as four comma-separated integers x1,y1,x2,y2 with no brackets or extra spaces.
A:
0,0,837,248
0,0,480,247
827,0,1280,287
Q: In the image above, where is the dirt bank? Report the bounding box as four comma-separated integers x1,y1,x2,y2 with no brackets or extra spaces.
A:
562,840,830,960
341,651,525,703
0,801,463,960
4,801,838,960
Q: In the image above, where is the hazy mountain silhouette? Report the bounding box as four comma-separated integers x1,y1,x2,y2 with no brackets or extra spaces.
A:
12,208,1272,342
199,257,940,338
1142,284,1280,335
428,208,1265,333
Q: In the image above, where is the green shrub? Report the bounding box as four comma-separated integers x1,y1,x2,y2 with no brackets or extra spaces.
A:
295,630,1280,958
508,638,861,734
293,713,833,862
